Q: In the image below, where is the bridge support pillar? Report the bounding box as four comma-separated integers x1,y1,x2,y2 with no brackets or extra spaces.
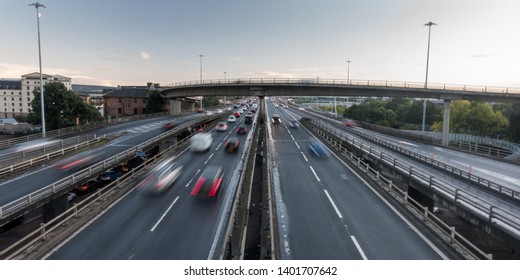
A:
190,102,196,111
170,100,182,115
442,99,451,146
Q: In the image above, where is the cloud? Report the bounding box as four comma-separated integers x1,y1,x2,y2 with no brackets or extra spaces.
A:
141,51,151,60
229,57,242,61
471,54,500,58
262,71,296,78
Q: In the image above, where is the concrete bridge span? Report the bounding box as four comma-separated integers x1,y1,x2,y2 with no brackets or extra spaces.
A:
161,78,520,146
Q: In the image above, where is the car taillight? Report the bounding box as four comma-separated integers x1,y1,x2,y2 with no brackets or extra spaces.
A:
191,178,206,196
208,178,222,196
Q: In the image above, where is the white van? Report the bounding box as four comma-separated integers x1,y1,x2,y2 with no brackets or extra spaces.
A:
190,133,212,152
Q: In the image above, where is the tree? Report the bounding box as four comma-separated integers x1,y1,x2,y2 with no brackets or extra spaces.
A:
345,99,397,127
202,96,220,108
432,100,509,138
496,103,520,142
145,90,166,114
29,82,103,130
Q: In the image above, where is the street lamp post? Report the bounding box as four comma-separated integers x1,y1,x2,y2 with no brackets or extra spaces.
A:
199,54,204,110
29,2,46,138
223,71,227,105
422,21,436,132
346,59,351,84
346,59,352,106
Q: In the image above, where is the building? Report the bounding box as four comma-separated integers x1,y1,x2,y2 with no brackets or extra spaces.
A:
0,72,72,118
103,83,167,118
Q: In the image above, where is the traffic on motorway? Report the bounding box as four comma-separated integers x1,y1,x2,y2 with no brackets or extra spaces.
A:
1,97,518,260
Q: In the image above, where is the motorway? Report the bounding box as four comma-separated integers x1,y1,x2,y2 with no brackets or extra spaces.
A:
2,98,519,259
265,100,450,259
0,114,202,214
45,112,254,259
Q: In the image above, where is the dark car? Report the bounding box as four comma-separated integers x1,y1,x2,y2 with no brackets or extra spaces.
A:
272,114,281,124
190,165,224,197
244,112,254,124
163,122,176,130
236,125,248,135
75,180,100,193
289,119,299,128
308,138,330,157
224,137,240,152
100,169,122,182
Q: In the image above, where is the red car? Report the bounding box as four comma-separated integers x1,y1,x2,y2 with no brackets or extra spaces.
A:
191,165,224,197
234,111,241,117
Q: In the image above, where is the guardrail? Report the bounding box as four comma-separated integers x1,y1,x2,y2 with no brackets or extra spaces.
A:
0,112,170,149
0,132,197,259
305,119,520,251
342,125,520,200
164,78,520,95
299,107,520,200
302,119,495,259
0,135,106,177
0,115,219,223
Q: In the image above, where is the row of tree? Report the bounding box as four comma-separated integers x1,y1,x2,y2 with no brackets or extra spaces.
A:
27,83,224,131
28,82,104,130
341,98,519,143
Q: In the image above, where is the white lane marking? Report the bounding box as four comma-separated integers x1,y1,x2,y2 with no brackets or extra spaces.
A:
294,142,300,149
301,152,308,162
204,153,214,164
216,143,222,150
150,196,180,232
185,169,201,187
290,135,295,141
309,166,320,182
323,189,342,219
331,152,449,260
350,236,368,260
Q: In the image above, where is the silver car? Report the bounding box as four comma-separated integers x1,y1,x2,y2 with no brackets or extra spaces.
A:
137,158,183,194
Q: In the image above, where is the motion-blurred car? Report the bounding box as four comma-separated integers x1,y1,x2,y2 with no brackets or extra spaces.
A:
227,115,237,123
67,192,77,202
215,122,228,132
244,112,253,124
289,120,299,128
163,122,176,130
344,120,358,128
136,158,183,194
272,114,281,124
100,169,122,182
190,165,224,197
236,125,248,135
224,137,240,152
75,180,100,193
233,111,241,117
190,133,213,152
308,138,330,157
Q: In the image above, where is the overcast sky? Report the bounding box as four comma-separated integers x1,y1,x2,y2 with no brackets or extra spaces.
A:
1,0,519,88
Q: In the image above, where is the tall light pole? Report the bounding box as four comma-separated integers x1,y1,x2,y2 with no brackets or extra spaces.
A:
29,2,46,138
346,59,351,84
223,71,227,105
422,21,436,132
346,59,352,106
199,54,204,109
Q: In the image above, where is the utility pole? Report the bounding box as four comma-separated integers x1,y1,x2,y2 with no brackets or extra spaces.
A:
29,2,46,137
422,21,436,132
199,54,204,109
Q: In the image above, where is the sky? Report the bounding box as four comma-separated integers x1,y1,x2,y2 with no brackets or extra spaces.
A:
1,0,520,88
